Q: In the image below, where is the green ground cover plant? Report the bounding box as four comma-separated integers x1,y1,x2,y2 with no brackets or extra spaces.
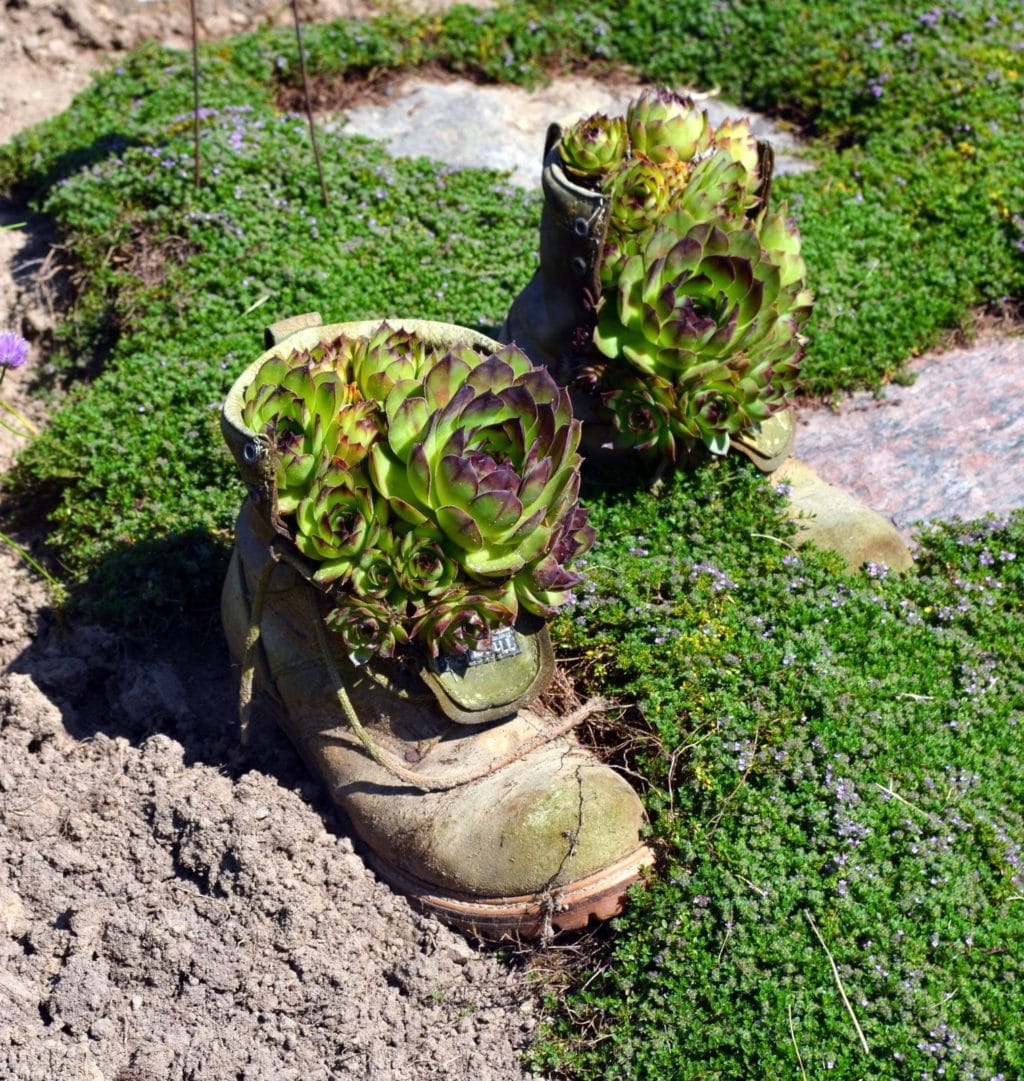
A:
0,2,1021,1077
535,467,1023,1078
1,42,541,622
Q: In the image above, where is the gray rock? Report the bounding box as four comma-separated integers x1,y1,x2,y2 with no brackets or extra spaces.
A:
339,75,813,189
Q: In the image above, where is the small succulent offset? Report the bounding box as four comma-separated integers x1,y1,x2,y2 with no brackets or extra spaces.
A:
557,87,813,459
241,325,593,664
559,114,629,180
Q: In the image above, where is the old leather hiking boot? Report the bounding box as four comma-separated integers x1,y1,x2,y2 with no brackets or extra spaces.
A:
221,499,653,939
220,316,653,940
501,124,913,573
500,122,796,473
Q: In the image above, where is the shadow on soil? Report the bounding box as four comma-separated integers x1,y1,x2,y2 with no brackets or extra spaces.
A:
6,525,332,819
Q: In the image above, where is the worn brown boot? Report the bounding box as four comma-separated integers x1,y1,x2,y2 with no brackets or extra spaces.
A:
221,499,653,939
501,124,913,573
220,316,654,940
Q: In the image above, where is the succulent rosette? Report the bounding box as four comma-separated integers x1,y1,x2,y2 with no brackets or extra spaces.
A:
559,114,628,180
410,587,517,659
549,86,813,461
240,356,370,512
241,326,592,663
625,87,711,165
605,158,674,236
294,459,384,585
599,159,676,287
593,211,810,456
369,343,592,616
392,529,460,597
324,595,408,666
603,375,678,458
349,535,401,599
350,323,435,402
674,151,756,224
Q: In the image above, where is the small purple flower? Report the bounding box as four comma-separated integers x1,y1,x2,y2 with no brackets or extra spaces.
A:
0,332,29,371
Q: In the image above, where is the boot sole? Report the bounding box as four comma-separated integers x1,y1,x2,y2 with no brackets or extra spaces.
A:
362,842,656,942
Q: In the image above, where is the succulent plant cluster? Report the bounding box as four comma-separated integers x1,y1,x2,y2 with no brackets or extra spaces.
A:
559,87,813,458
241,324,593,663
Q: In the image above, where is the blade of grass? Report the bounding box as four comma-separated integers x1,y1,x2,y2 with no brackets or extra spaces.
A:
0,528,66,601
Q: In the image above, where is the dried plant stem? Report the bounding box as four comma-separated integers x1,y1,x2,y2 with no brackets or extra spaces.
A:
875,780,939,824
787,1002,807,1081
189,0,201,188
290,0,329,205
749,531,798,551
0,529,65,600
804,911,870,1054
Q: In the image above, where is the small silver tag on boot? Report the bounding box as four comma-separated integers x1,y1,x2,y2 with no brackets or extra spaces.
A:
434,627,522,675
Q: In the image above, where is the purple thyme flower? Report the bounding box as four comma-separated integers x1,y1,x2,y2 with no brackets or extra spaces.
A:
0,332,29,371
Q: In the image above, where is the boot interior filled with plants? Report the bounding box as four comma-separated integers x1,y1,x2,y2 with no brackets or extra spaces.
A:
1,1,1022,1078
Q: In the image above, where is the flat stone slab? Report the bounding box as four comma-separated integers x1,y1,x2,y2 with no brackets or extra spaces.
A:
339,75,813,189
792,336,1024,539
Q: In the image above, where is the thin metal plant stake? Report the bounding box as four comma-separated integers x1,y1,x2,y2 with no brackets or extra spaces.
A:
189,0,201,188
290,0,329,205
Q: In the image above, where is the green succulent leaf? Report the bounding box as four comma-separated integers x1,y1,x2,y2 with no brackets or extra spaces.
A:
436,504,486,551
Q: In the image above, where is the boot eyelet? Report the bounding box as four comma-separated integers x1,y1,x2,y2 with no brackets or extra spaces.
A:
570,256,588,277
242,439,264,464
573,216,589,237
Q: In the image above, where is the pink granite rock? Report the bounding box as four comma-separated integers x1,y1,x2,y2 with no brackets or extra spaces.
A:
791,337,1024,539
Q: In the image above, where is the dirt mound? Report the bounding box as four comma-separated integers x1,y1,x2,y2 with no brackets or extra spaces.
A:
0,652,536,1079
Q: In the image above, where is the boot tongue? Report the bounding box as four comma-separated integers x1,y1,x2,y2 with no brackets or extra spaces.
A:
420,623,555,726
